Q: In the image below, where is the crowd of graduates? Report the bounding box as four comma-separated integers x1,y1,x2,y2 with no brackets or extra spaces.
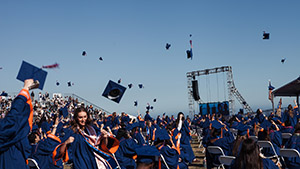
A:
2,79,300,169
192,98,300,169
0,79,196,169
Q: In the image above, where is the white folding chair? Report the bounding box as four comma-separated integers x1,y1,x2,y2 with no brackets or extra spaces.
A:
249,136,258,142
280,148,300,158
257,141,281,166
219,156,236,166
279,148,300,168
207,146,225,169
27,158,40,169
281,133,292,140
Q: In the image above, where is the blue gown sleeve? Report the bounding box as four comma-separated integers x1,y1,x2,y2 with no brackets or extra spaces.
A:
0,90,32,152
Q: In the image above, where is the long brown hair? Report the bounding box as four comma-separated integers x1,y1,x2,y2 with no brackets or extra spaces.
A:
235,138,263,169
232,135,247,157
71,107,92,133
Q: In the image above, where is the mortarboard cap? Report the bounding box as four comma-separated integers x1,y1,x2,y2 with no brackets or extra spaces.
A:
281,58,286,64
67,81,72,87
231,121,240,129
138,84,144,89
211,120,224,130
102,80,126,103
126,122,140,131
135,146,160,164
134,101,138,106
128,83,133,89
153,99,157,102
56,80,60,86
186,49,193,59
260,120,272,130
118,79,121,84
16,61,48,90
237,124,250,136
82,51,87,56
263,32,270,40
154,128,170,141
165,43,171,50
99,57,103,61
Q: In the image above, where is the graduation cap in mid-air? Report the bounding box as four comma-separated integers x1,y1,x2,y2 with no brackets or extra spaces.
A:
82,51,87,56
102,80,127,103
99,57,103,61
138,84,144,89
186,48,193,59
153,98,157,102
134,101,138,106
118,79,121,84
128,83,133,89
16,60,48,90
56,80,60,86
263,31,270,40
281,58,286,64
67,81,73,87
146,104,153,110
165,43,171,50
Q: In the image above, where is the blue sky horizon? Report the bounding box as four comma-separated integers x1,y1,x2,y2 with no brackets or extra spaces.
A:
1,1,300,117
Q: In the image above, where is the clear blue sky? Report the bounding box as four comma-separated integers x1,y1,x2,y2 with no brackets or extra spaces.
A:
1,1,300,117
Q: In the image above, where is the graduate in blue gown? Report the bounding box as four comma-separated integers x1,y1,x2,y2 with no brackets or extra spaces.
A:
174,112,195,164
232,124,250,157
120,112,130,125
206,120,234,169
258,119,282,158
144,111,154,122
0,79,35,169
115,128,140,169
232,138,278,169
155,127,187,169
70,107,120,169
33,115,72,169
283,123,300,169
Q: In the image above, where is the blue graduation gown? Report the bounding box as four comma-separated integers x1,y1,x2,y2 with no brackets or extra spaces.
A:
159,145,181,169
174,120,195,164
33,134,63,169
206,130,234,169
144,114,153,122
262,158,279,169
0,90,32,169
71,132,98,169
71,130,119,169
284,134,300,168
261,130,281,157
115,138,140,169
132,132,146,146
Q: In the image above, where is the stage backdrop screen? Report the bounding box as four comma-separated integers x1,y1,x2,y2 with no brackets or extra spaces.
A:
199,101,229,116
